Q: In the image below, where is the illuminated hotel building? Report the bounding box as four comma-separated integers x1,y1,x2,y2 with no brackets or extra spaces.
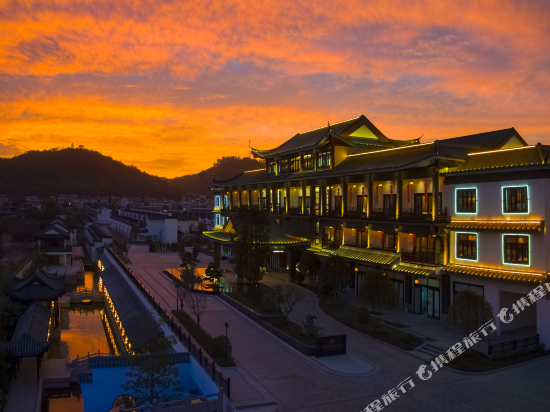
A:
206,115,550,346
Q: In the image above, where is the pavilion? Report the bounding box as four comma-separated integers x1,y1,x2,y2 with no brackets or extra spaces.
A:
2,302,51,379
203,216,310,282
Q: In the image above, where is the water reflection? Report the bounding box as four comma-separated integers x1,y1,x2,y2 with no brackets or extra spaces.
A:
48,303,113,360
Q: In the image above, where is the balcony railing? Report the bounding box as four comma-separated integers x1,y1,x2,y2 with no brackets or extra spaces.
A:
401,249,443,265
369,245,397,253
272,205,287,214
401,209,433,221
345,207,366,218
344,241,367,249
288,207,301,215
323,208,342,217
322,238,341,250
369,208,396,220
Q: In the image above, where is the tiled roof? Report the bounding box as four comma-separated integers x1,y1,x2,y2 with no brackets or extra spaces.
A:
100,260,165,346
444,264,543,284
448,220,544,232
216,142,469,186
442,145,550,174
203,216,308,245
308,246,399,266
3,302,50,357
438,128,522,150
6,269,66,302
391,264,434,277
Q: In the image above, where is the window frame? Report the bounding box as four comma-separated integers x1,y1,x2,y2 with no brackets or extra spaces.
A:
317,151,331,168
502,185,529,214
455,187,477,214
455,232,478,262
453,281,484,296
290,156,301,172
279,159,289,174
303,154,313,170
268,161,277,175
502,234,530,266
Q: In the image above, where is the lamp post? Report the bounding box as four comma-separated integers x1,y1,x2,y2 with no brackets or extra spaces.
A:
225,322,229,361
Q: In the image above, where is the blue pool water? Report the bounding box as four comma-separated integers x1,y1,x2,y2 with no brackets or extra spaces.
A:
80,357,219,412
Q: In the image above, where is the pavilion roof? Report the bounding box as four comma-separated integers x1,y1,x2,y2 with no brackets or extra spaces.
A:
3,302,50,357
5,269,66,302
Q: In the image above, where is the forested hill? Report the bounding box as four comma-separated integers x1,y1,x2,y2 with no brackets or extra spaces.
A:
171,156,265,196
0,148,181,198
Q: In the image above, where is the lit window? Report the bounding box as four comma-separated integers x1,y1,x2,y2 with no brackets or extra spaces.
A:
317,151,331,168
456,189,476,213
504,235,529,265
303,154,313,170
290,156,300,172
456,233,477,260
503,186,528,213
279,159,289,174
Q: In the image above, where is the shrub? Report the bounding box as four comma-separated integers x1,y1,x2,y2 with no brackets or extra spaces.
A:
302,314,325,338
212,336,233,361
260,290,279,313
294,271,305,284
354,305,370,324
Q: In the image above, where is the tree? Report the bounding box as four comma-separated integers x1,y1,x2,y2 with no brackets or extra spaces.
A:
185,285,208,329
232,206,270,290
192,237,201,262
272,284,303,318
130,224,141,242
121,315,184,407
317,255,348,295
204,263,222,288
296,250,321,288
171,281,189,311
359,270,399,321
446,290,495,342
302,314,326,338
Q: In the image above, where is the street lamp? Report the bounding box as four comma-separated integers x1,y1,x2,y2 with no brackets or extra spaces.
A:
225,322,229,361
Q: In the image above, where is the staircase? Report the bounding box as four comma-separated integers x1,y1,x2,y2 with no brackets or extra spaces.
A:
414,342,446,361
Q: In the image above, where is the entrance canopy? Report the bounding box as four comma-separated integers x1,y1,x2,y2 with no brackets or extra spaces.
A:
5,269,66,302
203,216,310,249
4,302,50,357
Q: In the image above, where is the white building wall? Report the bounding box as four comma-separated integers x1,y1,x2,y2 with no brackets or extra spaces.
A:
163,219,177,243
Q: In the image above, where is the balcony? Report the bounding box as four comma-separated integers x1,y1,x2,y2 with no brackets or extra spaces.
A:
369,245,397,253
288,207,302,215
401,249,443,265
322,237,341,250
369,208,396,220
344,241,367,249
323,208,342,218
401,209,433,221
345,207,366,218
272,205,287,214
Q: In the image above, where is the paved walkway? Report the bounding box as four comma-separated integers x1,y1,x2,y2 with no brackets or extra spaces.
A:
128,246,549,412
4,358,39,412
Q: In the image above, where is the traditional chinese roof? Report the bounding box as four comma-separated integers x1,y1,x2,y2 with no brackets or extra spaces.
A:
447,220,544,232
99,256,165,346
438,128,526,150
443,264,543,284
391,264,435,277
308,246,399,266
5,269,66,302
203,216,309,246
442,144,549,175
3,302,50,357
35,224,70,239
250,115,420,159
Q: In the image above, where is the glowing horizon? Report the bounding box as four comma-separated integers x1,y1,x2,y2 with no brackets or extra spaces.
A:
1,0,549,178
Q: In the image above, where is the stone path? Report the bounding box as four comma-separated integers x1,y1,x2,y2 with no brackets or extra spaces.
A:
128,246,549,412
4,358,39,412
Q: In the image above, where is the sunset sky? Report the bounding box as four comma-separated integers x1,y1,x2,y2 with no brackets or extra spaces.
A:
1,0,549,178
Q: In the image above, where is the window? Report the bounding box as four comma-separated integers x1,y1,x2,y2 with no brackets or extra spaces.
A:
503,186,528,213
268,161,277,175
453,282,484,296
303,154,313,170
456,233,477,261
279,159,289,174
290,156,300,172
317,151,331,168
215,214,220,226
504,235,529,265
456,188,476,213
215,196,221,208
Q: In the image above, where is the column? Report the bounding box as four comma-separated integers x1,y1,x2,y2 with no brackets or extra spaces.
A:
287,247,296,282
214,242,220,268
301,180,307,215
342,177,348,216
285,182,291,213
433,167,440,220
237,187,242,208
247,185,252,207
397,171,402,219
229,186,233,210
367,175,372,218
258,184,263,209
321,180,326,216
266,188,271,212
